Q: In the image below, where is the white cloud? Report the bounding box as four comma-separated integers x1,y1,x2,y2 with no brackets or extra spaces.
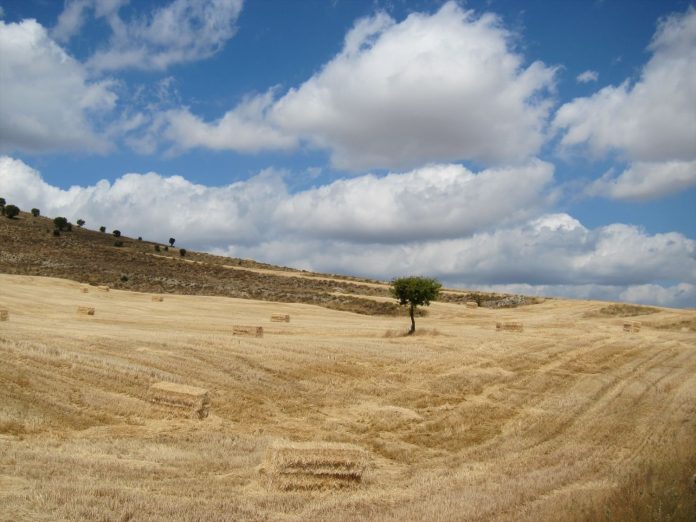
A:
157,1,556,169
2,155,694,308
160,92,297,153
85,0,244,71
587,160,696,200
274,160,555,242
0,19,117,153
554,8,696,199
576,70,598,83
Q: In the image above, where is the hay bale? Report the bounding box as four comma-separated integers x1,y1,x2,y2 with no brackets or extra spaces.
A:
271,314,290,322
496,321,523,332
263,441,368,490
623,321,641,333
233,325,264,337
76,306,95,316
149,381,210,419
80,287,89,293
465,301,478,309
0,309,8,321
97,285,110,292
151,295,164,302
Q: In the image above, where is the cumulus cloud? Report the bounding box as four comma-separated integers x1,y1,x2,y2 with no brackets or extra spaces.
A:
554,8,696,199
83,0,244,71
576,70,598,83
2,155,694,308
587,160,696,200
157,1,556,169
274,160,555,242
0,19,117,153
160,92,297,153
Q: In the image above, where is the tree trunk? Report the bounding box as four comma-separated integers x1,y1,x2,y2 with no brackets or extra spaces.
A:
408,303,415,335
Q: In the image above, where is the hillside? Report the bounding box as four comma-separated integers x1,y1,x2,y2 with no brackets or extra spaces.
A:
0,211,536,314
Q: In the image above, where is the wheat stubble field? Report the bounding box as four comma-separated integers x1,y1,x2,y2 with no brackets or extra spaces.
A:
1,273,695,521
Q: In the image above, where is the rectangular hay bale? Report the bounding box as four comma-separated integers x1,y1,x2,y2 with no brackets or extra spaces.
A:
271,314,290,322
97,285,110,292
623,321,641,333
149,381,210,419
263,442,368,491
80,287,89,293
151,295,164,302
77,306,95,316
0,309,8,321
465,301,478,309
233,325,264,337
496,321,523,332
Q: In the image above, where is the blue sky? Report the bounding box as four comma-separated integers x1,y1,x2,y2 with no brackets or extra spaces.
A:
1,0,695,307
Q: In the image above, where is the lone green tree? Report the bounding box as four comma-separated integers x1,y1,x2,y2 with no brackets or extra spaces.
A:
390,276,442,335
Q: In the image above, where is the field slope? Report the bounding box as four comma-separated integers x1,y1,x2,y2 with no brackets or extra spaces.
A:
1,274,695,521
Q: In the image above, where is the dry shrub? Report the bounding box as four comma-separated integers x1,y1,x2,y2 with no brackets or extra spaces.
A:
149,381,210,419
270,314,290,322
233,326,263,337
496,321,523,332
151,296,164,302
589,304,659,317
0,309,8,321
465,301,478,309
651,318,696,332
262,441,368,491
76,306,95,316
623,321,641,333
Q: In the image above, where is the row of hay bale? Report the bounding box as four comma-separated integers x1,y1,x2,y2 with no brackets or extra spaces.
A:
149,381,210,419
262,442,368,491
624,321,641,332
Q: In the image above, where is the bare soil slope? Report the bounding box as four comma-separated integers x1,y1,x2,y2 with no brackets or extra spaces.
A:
1,274,694,521
0,212,526,315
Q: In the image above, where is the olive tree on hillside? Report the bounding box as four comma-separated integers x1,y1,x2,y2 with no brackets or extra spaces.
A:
53,216,68,230
4,204,20,219
390,276,442,335
169,237,176,247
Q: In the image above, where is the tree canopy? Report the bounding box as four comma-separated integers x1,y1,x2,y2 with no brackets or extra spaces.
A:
390,276,442,334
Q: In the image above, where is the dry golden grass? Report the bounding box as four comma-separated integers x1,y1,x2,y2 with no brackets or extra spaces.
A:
0,273,695,522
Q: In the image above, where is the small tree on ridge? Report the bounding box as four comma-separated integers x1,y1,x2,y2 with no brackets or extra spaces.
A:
390,276,442,335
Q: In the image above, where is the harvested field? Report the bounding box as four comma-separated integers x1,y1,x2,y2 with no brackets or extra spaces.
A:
0,274,694,522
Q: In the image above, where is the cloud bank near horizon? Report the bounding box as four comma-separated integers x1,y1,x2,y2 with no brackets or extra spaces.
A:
2,155,694,308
